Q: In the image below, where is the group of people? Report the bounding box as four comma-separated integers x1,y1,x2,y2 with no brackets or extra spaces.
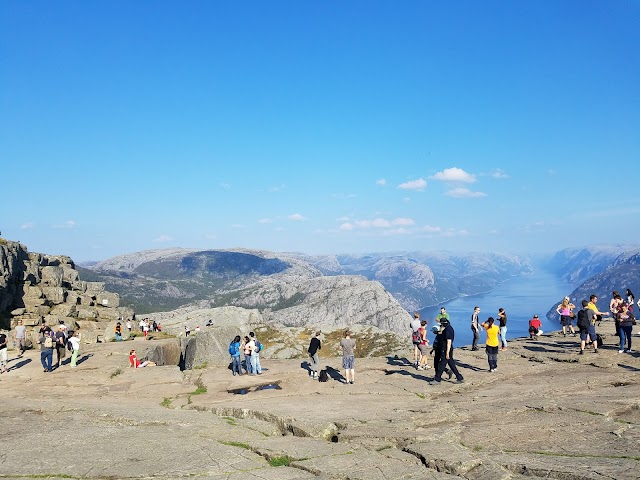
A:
228,331,263,376
35,321,81,372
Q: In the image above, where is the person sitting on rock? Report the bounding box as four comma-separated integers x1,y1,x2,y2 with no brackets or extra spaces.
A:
114,322,123,342
129,349,156,368
528,315,543,340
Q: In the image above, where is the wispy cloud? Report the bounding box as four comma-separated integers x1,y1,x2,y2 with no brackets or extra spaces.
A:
219,182,232,189
21,222,35,230
354,217,415,228
268,184,285,192
430,167,476,183
490,168,509,179
53,220,77,229
422,225,442,233
339,223,354,231
288,214,306,221
398,178,427,191
153,234,173,242
376,178,387,186
445,187,487,198
231,224,247,229
258,218,273,224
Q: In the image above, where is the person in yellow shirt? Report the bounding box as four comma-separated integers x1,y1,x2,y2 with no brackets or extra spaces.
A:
481,317,500,372
587,295,610,327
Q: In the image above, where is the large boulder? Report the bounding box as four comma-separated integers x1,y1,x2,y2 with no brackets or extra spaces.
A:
41,286,66,305
41,266,64,287
96,292,119,308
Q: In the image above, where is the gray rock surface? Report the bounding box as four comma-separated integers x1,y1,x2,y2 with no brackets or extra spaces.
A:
0,321,638,479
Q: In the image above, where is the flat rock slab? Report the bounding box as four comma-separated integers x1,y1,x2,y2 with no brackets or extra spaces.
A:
1,324,639,479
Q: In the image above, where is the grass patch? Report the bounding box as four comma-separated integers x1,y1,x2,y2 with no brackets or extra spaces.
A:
375,445,393,452
223,416,238,426
160,397,173,408
192,378,207,395
219,440,251,450
193,362,208,370
415,392,426,399
268,455,292,467
473,445,483,452
110,367,123,378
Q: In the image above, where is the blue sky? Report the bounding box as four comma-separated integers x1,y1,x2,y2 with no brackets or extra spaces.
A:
2,1,639,261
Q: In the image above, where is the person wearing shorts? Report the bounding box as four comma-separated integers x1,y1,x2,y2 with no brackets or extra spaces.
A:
417,320,430,370
339,330,356,385
578,300,598,354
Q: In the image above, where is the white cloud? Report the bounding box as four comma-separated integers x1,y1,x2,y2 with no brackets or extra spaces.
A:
339,223,354,231
288,214,306,221
376,178,387,186
490,169,509,179
445,188,487,198
258,218,273,224
231,224,247,229
422,225,442,233
336,216,351,222
355,218,390,228
204,233,217,240
21,222,35,230
53,220,76,229
219,182,232,189
430,167,476,183
382,228,410,236
268,184,285,192
153,234,172,242
398,178,427,191
392,217,415,226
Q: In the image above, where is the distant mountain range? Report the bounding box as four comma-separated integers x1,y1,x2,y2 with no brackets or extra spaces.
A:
80,248,533,315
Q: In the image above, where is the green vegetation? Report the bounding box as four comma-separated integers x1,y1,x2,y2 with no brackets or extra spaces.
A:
222,416,238,426
415,392,426,399
219,440,251,450
271,291,307,311
160,397,173,408
268,456,292,467
110,367,123,378
193,362,208,370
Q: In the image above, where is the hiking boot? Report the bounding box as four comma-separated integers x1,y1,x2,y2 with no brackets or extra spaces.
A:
578,350,584,355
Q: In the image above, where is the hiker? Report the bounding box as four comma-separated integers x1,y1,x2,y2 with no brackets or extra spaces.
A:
307,331,322,379
430,318,464,384
69,331,81,368
588,294,610,328
617,301,634,353
0,330,7,373
498,308,508,350
436,307,450,324
626,289,635,315
54,325,67,368
229,336,243,376
430,324,451,380
339,329,356,384
126,319,132,333
481,317,500,372
248,331,262,375
114,322,123,341
39,328,55,372
471,306,481,351
577,300,598,354
556,297,576,336
13,319,27,357
242,336,252,374
184,325,190,337
410,312,422,367
528,315,543,340
417,319,430,370
129,349,156,368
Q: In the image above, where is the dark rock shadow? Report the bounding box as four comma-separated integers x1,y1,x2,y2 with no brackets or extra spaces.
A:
7,358,32,371
325,366,346,383
386,355,413,367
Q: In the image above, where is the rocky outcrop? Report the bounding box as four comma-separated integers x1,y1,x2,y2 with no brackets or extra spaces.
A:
0,240,133,343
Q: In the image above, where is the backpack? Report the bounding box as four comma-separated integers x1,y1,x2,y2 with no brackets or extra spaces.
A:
44,336,53,348
228,342,239,356
67,339,73,352
318,369,329,382
596,334,603,348
576,309,589,329
255,340,262,353
412,330,421,344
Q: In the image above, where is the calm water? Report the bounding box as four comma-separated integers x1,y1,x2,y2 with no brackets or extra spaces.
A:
418,269,572,347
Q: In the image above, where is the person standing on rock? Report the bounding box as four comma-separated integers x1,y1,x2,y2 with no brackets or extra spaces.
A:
69,331,80,368
436,307,450,324
410,312,422,368
430,318,464,384
114,322,123,342
430,324,451,379
481,317,500,372
308,331,322,379
126,319,132,333
339,330,356,384
471,306,481,351
417,319,430,370
249,332,262,375
54,325,67,368
242,336,253,374
0,330,8,373
556,297,576,337
13,319,27,357
229,336,243,376
39,328,54,372
577,300,598,354
498,308,508,350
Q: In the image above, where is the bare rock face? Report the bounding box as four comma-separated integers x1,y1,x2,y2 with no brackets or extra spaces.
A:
0,240,133,341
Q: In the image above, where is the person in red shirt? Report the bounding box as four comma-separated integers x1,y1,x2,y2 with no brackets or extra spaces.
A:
129,349,156,368
528,315,543,340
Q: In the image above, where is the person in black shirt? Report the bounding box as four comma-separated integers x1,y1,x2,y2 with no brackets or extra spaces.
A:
307,331,322,379
430,318,464,384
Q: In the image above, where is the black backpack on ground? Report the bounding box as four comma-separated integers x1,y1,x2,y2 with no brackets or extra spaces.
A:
318,369,329,382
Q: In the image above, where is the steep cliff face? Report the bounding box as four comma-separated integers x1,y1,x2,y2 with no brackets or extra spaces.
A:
0,240,133,338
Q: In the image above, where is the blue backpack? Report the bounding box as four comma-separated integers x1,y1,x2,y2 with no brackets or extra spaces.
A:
255,340,262,353
228,342,239,356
